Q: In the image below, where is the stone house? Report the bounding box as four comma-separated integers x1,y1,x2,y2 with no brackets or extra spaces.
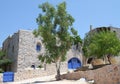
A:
87,26,120,65
3,26,120,72
89,26,120,37
2,30,83,72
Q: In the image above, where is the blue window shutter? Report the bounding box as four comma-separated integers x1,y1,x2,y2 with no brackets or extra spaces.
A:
36,44,41,51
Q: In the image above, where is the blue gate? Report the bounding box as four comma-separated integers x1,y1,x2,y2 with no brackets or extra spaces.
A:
68,57,81,69
3,72,14,82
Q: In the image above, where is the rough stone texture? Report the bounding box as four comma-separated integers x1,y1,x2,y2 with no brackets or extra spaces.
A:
66,46,83,63
1,29,82,83
17,30,45,71
114,56,120,64
2,32,19,72
0,74,2,82
2,29,83,72
109,57,118,64
0,62,67,83
61,64,120,84
91,59,105,66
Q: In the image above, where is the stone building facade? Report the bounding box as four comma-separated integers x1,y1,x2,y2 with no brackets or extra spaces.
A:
2,30,83,72
90,26,120,37
3,26,120,72
87,26,120,64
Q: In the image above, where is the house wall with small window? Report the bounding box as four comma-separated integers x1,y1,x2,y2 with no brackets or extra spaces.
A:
17,30,45,71
2,29,83,72
3,27,120,73
87,26,120,65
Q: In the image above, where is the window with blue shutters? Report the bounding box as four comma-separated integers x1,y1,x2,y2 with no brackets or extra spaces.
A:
36,43,41,52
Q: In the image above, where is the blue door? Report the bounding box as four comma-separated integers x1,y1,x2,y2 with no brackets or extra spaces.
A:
3,72,14,82
68,57,81,69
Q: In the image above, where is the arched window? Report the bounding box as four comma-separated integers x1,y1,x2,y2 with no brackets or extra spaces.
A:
36,43,41,52
87,58,93,64
31,64,35,69
68,57,81,69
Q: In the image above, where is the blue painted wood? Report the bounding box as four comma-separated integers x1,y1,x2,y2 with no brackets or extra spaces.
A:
36,44,41,51
3,72,14,82
68,57,81,69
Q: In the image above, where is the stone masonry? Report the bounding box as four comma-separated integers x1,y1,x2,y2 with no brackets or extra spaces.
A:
0,62,67,82
90,26,120,38
2,27,120,72
2,29,83,72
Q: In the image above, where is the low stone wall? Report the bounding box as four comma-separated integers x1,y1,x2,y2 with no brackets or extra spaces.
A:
0,74,3,82
14,63,67,81
0,62,67,83
61,64,120,84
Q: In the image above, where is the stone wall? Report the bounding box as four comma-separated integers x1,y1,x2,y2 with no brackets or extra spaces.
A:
66,45,83,63
17,30,83,72
1,29,83,83
2,32,19,72
111,27,120,38
0,62,67,83
61,64,120,84
0,74,2,82
17,30,45,71
2,29,83,72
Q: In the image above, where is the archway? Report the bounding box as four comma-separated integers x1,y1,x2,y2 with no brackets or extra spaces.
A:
87,57,93,64
68,57,81,69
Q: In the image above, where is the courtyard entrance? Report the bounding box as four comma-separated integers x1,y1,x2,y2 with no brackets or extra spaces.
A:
68,57,81,69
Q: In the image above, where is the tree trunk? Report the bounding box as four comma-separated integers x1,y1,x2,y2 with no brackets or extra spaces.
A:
44,63,46,70
104,55,111,64
55,61,61,80
107,55,111,64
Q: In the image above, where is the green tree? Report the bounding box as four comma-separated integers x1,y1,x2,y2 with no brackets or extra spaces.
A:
34,2,80,80
0,50,11,72
83,30,120,64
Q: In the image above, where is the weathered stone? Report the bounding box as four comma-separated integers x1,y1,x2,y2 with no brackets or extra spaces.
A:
60,64,120,84
91,59,105,66
2,30,83,72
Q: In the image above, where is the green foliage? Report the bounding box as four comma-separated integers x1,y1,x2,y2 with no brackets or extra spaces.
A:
34,2,80,63
83,30,120,59
34,2,81,79
38,64,43,68
72,35,82,45
0,50,12,72
0,59,12,65
0,68,3,73
0,51,5,59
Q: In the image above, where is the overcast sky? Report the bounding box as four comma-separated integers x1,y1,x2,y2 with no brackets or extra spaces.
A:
0,0,120,47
